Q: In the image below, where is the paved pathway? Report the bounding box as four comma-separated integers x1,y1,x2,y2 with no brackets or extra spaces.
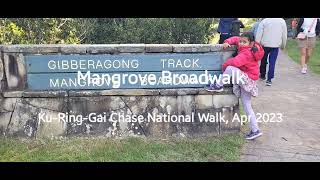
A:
241,50,320,161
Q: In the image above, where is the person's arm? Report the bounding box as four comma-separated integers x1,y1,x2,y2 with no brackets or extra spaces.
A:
281,20,287,49
224,36,240,45
255,20,264,43
222,51,249,71
296,18,304,37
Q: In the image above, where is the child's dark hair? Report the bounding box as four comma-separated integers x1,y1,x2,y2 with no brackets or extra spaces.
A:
240,32,258,52
240,31,255,42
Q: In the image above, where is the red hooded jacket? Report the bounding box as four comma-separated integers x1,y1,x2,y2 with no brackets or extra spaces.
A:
222,36,264,80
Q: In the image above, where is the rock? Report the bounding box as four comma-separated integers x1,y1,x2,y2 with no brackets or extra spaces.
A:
173,44,211,53
0,112,11,137
60,45,87,54
6,99,38,138
0,97,17,112
22,91,68,98
195,95,213,109
117,44,145,53
36,109,67,138
2,45,59,54
191,108,220,137
210,44,237,52
145,44,173,52
159,88,199,96
69,89,159,97
86,45,117,54
213,94,239,108
219,107,241,134
3,91,23,98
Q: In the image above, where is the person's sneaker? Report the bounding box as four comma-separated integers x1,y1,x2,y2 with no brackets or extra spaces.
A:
205,83,223,92
266,80,272,86
259,75,266,81
245,130,263,140
301,65,307,74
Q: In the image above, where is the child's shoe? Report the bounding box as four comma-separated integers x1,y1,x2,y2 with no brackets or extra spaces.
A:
205,83,223,92
245,130,263,140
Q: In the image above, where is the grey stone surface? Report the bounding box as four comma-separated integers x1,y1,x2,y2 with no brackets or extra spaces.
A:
3,91,68,98
192,108,220,137
173,44,211,53
198,87,233,95
67,96,132,137
220,106,241,134
22,98,67,112
0,112,11,136
36,109,67,138
241,51,320,162
3,91,23,98
145,44,173,52
6,98,38,138
212,94,239,108
69,89,160,96
64,94,237,138
3,98,67,138
210,44,236,52
117,44,145,53
0,97,17,112
23,91,68,98
86,44,117,54
195,95,213,109
2,88,235,98
60,45,87,54
2,45,60,53
159,88,199,96
1,93,239,138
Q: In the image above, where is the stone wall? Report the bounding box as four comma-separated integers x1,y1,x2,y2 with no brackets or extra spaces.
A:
0,44,239,139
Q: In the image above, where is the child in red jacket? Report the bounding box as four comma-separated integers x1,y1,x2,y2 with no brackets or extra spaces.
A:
206,32,264,140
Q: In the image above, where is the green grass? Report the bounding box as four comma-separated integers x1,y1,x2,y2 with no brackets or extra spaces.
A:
0,135,245,162
286,38,320,75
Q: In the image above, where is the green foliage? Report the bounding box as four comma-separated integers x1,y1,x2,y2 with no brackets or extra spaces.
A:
0,18,94,44
239,18,259,32
85,18,214,44
0,18,214,44
0,18,261,45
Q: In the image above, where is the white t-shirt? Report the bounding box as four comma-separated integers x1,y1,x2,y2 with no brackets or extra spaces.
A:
302,18,319,37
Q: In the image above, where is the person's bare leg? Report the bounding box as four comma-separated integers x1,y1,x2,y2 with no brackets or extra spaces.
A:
306,48,313,65
300,48,307,68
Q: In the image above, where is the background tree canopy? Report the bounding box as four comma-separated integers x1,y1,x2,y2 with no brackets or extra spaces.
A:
0,18,259,44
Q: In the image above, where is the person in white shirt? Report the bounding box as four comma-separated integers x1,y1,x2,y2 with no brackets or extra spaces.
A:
255,18,287,86
296,18,320,74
